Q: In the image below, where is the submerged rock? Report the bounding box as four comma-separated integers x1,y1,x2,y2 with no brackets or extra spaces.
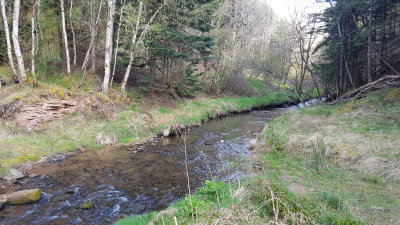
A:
80,202,94,210
1,189,42,205
0,198,6,210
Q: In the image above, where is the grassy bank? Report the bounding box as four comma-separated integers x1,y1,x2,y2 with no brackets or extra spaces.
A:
0,78,300,175
118,88,400,224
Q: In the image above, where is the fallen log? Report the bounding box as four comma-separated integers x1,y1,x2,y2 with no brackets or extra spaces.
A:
332,75,400,104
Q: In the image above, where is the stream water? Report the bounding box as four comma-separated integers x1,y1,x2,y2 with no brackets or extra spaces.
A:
0,107,295,225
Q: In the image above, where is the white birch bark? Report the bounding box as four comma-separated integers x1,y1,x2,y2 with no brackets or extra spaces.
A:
120,2,162,94
11,0,26,83
82,0,103,72
110,0,126,88
0,0,18,80
102,0,116,94
31,0,38,86
60,0,71,75
120,0,142,94
69,0,76,65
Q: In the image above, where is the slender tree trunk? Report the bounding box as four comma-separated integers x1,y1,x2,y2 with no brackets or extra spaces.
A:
110,0,126,88
120,0,142,94
69,0,76,65
31,0,38,86
91,33,97,73
82,0,103,72
0,0,18,80
11,0,26,83
102,0,116,94
120,2,163,93
367,6,373,83
60,0,71,75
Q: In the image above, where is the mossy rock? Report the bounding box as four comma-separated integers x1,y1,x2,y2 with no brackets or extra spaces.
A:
1,189,42,205
80,202,94,210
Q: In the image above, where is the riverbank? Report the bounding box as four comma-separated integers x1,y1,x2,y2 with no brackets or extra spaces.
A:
118,88,400,224
0,82,301,179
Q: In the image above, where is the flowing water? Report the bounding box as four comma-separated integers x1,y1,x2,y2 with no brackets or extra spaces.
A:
0,107,294,225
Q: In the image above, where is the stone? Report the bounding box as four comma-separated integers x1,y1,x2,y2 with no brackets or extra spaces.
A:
9,169,24,179
220,140,225,143
162,126,171,137
249,139,257,148
0,77,5,86
96,133,118,145
28,174,39,178
1,189,42,205
0,198,6,210
80,202,94,210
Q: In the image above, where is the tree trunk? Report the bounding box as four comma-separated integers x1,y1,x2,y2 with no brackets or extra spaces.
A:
11,0,26,83
90,33,97,73
31,0,38,86
69,0,76,65
102,0,116,94
367,6,373,83
120,2,163,93
82,0,103,72
0,0,18,81
110,0,126,88
121,0,143,93
60,0,71,75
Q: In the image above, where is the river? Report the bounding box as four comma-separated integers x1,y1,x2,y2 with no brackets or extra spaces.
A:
0,106,295,224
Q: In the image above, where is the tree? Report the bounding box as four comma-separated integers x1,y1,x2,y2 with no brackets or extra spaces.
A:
317,0,400,95
11,0,26,83
60,0,71,75
31,0,39,86
0,0,18,81
69,0,76,65
102,0,116,94
81,0,103,74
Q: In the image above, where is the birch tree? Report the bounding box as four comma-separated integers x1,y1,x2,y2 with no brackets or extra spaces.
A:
110,0,126,88
69,0,77,65
31,0,39,86
11,0,26,83
102,0,116,94
0,0,18,81
120,0,142,94
82,0,103,73
120,2,163,94
60,0,71,75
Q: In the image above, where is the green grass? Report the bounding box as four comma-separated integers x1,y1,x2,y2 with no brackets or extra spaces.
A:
117,88,400,224
254,88,400,224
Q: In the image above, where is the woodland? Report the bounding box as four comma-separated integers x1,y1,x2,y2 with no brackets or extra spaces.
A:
0,0,399,97
0,0,400,224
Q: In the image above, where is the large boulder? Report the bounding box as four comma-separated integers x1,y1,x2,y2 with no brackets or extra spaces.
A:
1,189,42,205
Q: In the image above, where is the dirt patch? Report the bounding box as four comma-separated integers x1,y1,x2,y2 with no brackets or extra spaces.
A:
287,183,314,194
